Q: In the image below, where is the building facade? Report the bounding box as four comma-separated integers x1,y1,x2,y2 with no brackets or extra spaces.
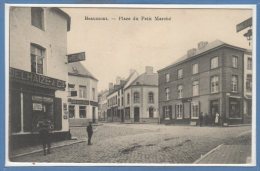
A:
68,62,98,126
243,50,252,123
98,90,108,121
124,67,159,123
9,7,71,147
158,40,249,125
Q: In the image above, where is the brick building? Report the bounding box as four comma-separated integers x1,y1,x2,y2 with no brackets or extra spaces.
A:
158,40,250,125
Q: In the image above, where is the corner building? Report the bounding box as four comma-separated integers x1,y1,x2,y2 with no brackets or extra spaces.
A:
158,40,250,125
9,7,71,147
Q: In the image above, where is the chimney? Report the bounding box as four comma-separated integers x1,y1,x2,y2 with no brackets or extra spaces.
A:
198,41,208,50
109,83,114,90
145,66,153,74
187,48,197,57
116,76,122,85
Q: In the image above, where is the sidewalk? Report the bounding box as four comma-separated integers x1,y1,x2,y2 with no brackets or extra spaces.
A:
10,138,87,159
194,131,251,164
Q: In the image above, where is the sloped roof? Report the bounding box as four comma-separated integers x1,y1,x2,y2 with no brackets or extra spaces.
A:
158,40,246,72
127,72,158,88
68,62,98,81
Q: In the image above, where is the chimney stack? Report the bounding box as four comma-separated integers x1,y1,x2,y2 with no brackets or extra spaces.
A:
109,83,114,90
187,48,197,57
145,66,153,74
198,41,208,50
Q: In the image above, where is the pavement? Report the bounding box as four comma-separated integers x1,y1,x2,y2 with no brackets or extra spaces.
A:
9,123,252,164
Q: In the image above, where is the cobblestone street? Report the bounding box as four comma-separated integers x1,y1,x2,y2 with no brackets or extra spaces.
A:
11,123,251,164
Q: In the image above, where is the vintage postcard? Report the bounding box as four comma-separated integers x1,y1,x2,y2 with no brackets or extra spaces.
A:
5,4,256,167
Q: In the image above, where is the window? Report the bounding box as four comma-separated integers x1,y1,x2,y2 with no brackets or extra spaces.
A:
31,7,44,30
165,88,170,100
177,85,183,98
192,81,199,96
148,92,154,103
192,63,198,74
211,57,219,69
231,75,238,92
166,73,170,82
163,106,171,119
177,69,183,79
191,102,199,118
79,85,87,98
134,92,140,103
211,76,219,93
92,88,95,100
246,75,252,92
127,93,130,105
232,56,238,68
176,104,183,119
121,97,124,106
31,44,45,74
248,58,252,70
79,106,86,118
69,105,75,118
118,98,120,106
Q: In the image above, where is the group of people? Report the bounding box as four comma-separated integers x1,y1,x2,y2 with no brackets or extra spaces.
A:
37,118,94,156
199,112,224,127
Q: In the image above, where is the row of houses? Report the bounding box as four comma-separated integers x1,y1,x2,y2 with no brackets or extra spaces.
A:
9,7,98,148
98,67,159,123
98,40,252,125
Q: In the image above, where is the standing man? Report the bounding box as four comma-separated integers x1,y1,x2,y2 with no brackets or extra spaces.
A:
86,122,93,145
37,117,53,155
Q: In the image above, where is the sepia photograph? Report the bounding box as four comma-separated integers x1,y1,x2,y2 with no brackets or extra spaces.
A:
5,4,256,166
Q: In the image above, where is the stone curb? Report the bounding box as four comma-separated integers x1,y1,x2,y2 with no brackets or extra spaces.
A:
10,139,87,159
193,144,223,164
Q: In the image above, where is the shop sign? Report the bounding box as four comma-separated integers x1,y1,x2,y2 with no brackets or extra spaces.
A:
32,96,53,103
33,103,42,111
10,67,66,90
67,52,85,63
236,17,252,32
68,98,89,105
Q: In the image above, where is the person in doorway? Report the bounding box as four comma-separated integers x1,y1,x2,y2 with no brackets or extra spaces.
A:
37,117,53,155
215,112,220,126
86,122,93,145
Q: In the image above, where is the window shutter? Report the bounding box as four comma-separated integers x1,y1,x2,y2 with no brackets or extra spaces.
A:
54,98,62,130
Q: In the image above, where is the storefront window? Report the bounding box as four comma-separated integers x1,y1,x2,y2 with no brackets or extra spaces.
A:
229,99,240,118
79,106,86,118
163,106,171,119
191,102,199,118
69,105,75,118
176,104,183,119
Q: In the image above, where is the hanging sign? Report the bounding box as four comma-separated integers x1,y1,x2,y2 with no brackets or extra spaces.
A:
67,52,86,63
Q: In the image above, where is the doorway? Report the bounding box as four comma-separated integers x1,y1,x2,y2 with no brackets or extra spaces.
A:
134,107,140,122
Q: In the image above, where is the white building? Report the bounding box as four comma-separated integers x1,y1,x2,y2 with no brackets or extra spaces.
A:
68,62,98,126
9,7,71,146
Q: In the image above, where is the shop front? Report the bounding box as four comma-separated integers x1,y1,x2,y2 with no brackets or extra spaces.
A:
9,67,68,149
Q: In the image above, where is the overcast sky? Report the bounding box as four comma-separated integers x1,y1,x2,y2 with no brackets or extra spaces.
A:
62,7,252,92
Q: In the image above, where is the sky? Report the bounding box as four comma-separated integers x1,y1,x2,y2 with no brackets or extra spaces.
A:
62,7,253,92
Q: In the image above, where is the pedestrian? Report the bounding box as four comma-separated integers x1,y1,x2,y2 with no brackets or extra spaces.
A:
37,117,53,156
215,112,220,126
86,122,93,145
199,112,203,127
